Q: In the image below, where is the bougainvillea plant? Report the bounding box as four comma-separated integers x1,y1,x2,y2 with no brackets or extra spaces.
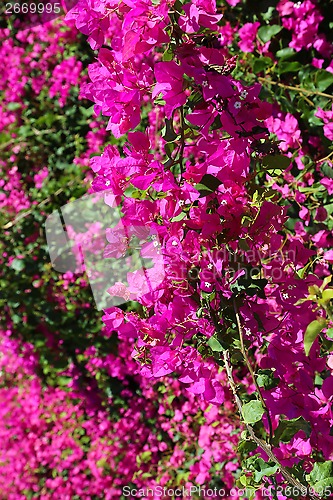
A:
65,0,333,497
0,11,248,499
1,0,333,498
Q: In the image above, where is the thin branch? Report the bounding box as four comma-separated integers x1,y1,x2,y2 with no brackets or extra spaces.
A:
0,139,15,151
223,350,320,500
2,178,79,229
178,106,185,182
258,77,333,100
233,298,274,444
316,150,333,164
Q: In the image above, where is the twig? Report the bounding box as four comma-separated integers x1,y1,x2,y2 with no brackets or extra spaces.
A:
223,350,320,500
2,178,79,229
258,77,333,100
0,139,15,151
178,106,185,182
316,150,333,164
233,298,274,444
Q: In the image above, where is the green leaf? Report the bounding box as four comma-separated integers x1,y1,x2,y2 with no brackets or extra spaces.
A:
256,369,279,390
252,57,272,73
237,438,258,454
18,125,32,137
304,318,327,356
162,118,178,142
321,162,333,179
253,459,279,482
141,451,152,463
262,154,290,171
274,417,311,444
308,110,324,127
325,203,333,216
10,258,25,272
194,183,213,197
261,6,275,21
125,187,147,200
238,239,250,251
314,70,333,92
187,91,204,108
307,461,333,496
326,328,333,339
12,314,21,324
154,95,166,106
238,474,248,487
257,25,283,43
278,61,302,75
296,262,312,280
170,212,186,222
208,336,224,352
165,142,176,158
57,376,70,386
276,47,296,59
7,102,21,111
162,47,174,61
194,174,222,197
244,487,256,500
242,400,265,424
199,174,222,192
231,275,268,299
244,454,279,484
321,289,333,303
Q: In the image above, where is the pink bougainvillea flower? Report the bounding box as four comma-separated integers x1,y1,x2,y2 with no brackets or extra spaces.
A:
153,61,187,118
179,1,223,34
323,250,333,263
238,22,260,52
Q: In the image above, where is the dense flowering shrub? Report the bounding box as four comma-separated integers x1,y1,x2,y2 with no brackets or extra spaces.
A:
66,0,333,497
0,328,245,498
0,12,245,499
1,0,333,498
0,17,107,384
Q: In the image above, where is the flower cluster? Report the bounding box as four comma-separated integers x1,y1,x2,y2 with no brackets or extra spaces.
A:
0,11,248,498
0,326,246,498
67,0,333,494
1,0,333,496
